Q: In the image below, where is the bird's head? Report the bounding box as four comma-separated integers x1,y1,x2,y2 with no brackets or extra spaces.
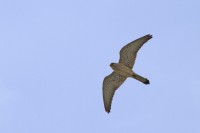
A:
110,63,117,69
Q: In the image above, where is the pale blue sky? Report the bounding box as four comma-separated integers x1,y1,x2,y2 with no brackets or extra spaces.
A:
0,0,200,133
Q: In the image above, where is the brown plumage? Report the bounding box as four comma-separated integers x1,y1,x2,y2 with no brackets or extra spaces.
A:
103,34,152,113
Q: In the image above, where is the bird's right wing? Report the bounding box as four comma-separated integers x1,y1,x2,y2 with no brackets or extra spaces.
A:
103,72,127,113
119,34,152,68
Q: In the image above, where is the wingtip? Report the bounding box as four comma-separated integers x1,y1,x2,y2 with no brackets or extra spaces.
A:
147,34,153,39
105,109,110,114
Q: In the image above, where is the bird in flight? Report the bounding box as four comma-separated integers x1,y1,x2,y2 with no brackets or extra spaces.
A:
103,34,153,113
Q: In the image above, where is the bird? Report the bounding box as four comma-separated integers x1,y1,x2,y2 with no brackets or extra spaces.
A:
103,34,152,113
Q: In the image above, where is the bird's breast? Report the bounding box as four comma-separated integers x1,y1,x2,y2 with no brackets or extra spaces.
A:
112,63,133,77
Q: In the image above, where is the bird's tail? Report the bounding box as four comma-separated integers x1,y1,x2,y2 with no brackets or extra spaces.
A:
132,74,150,85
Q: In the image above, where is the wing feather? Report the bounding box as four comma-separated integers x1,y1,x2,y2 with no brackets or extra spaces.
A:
119,34,152,68
103,72,127,113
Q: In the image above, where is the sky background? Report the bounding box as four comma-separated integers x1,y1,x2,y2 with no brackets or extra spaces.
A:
0,0,200,133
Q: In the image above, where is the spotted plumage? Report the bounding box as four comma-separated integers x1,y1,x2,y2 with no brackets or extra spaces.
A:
103,34,152,113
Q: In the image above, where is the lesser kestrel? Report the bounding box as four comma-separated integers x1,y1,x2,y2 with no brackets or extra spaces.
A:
103,34,152,113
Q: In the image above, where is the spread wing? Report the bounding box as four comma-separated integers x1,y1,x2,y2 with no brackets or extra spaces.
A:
119,34,152,68
103,72,127,113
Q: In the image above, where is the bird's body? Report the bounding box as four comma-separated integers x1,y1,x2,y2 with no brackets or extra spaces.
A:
110,63,149,84
110,63,134,77
103,34,153,113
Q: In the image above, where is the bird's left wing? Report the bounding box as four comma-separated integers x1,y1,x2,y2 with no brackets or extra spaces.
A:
103,72,127,113
119,34,152,68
